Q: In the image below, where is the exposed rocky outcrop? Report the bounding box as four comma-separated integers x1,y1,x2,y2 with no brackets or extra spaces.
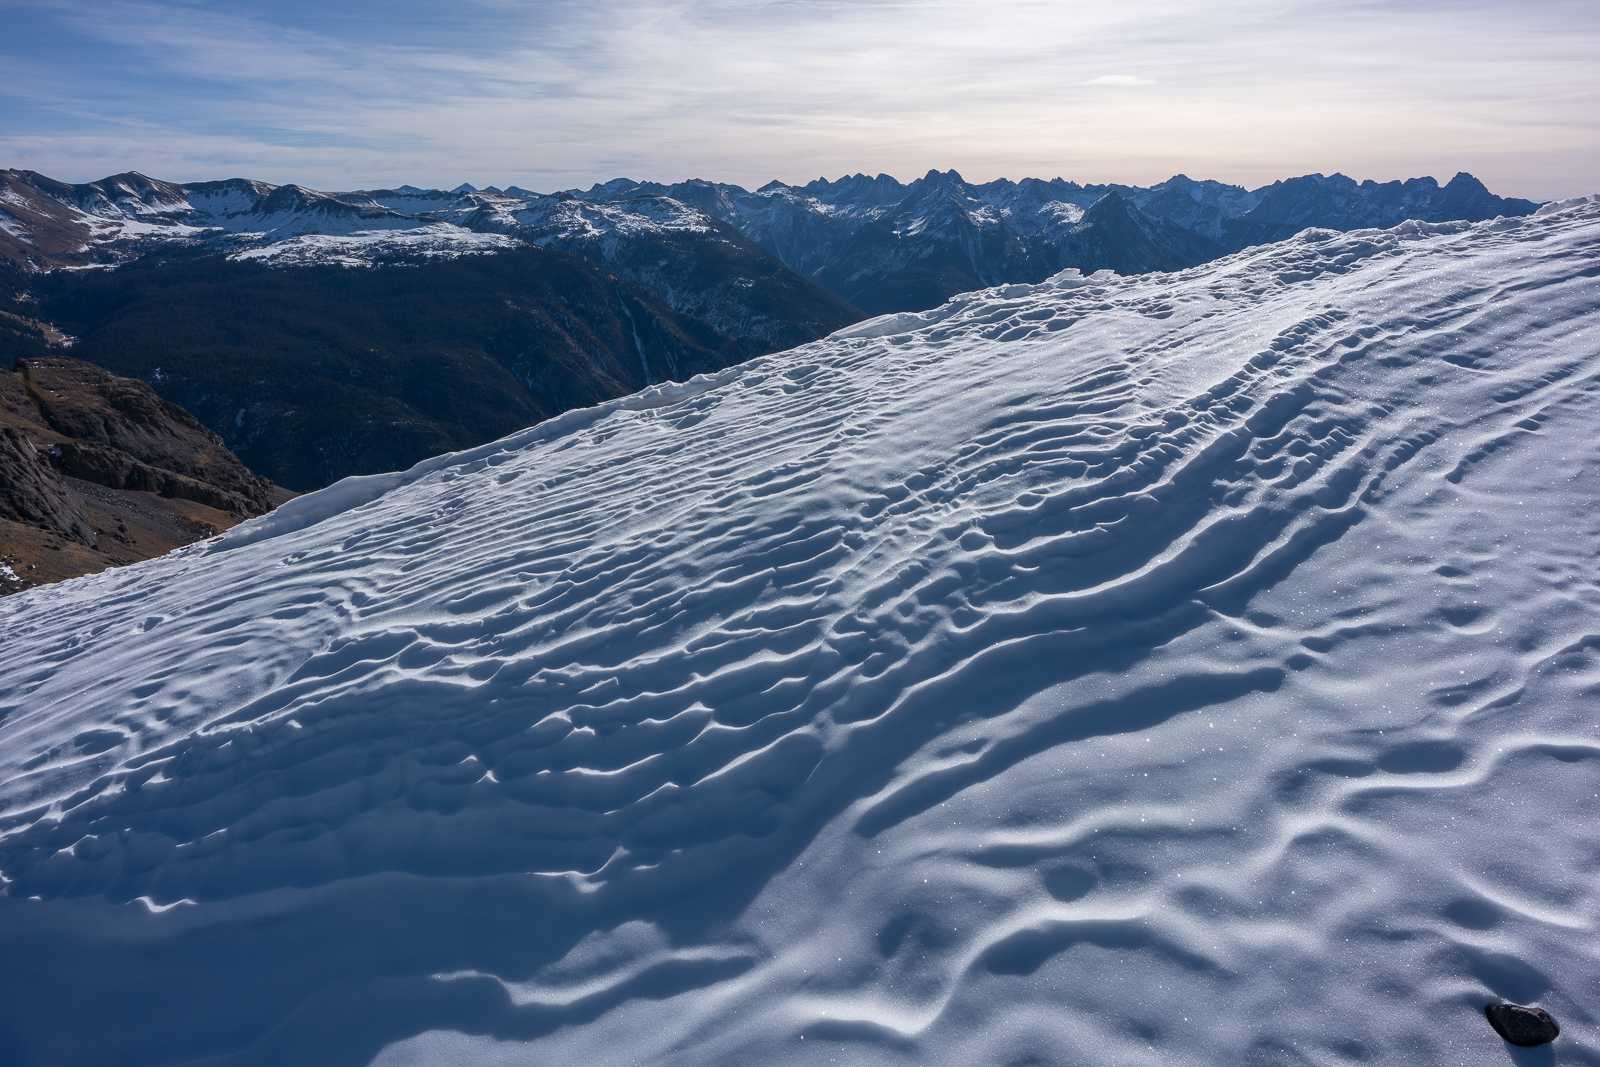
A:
0,425,96,545
1484,1003,1560,1047
17,357,280,514
0,356,292,595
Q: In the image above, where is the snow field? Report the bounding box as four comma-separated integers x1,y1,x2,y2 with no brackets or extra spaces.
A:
1,200,1599,1065
30,177,726,266
226,225,523,266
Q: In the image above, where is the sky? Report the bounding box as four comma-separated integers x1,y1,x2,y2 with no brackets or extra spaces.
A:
1,0,1596,199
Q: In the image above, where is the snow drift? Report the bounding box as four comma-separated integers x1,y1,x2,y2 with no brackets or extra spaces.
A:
2,199,1600,1066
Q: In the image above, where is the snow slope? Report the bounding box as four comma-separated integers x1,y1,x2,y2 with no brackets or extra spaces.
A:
2,199,1600,1067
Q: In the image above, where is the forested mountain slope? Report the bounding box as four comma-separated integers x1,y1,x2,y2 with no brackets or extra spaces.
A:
26,247,811,490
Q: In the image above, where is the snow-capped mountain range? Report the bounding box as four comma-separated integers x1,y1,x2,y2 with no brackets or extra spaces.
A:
564,168,1537,313
2,194,1597,1066
1,167,1538,316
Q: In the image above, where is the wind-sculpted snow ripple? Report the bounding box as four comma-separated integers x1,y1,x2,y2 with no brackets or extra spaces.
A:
2,200,1599,1066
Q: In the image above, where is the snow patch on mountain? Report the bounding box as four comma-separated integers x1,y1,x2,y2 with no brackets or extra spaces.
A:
227,225,521,267
510,195,718,243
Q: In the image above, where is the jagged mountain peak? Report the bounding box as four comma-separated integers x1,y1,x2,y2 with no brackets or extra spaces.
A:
1441,171,1490,195
799,172,909,206
1080,187,1130,214
96,170,162,192
1150,173,1244,196
576,177,645,200
1075,188,1190,237
1235,169,1536,238
186,176,279,197
1016,175,1079,194
256,183,328,211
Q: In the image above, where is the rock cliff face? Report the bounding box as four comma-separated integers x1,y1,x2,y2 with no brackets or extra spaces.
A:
0,356,292,594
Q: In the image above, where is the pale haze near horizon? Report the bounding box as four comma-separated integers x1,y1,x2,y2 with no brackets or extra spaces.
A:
2,0,1595,200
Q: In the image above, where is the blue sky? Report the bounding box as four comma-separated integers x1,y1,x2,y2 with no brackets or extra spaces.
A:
2,0,1595,198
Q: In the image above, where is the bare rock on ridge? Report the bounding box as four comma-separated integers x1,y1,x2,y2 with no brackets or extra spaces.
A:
0,356,294,594
1485,1003,1560,1047
17,357,281,515
0,424,96,545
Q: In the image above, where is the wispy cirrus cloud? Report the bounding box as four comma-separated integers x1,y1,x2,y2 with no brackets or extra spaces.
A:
0,0,1595,198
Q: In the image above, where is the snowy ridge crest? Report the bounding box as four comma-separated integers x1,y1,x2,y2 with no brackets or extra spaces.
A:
216,365,756,551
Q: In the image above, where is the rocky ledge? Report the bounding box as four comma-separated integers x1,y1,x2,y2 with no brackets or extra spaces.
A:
0,356,293,594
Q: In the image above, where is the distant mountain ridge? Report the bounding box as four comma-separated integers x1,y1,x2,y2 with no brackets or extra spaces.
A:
1,166,1537,318
560,168,1537,313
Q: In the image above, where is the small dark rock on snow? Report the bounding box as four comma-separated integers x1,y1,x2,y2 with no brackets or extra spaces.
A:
1485,1003,1560,1047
